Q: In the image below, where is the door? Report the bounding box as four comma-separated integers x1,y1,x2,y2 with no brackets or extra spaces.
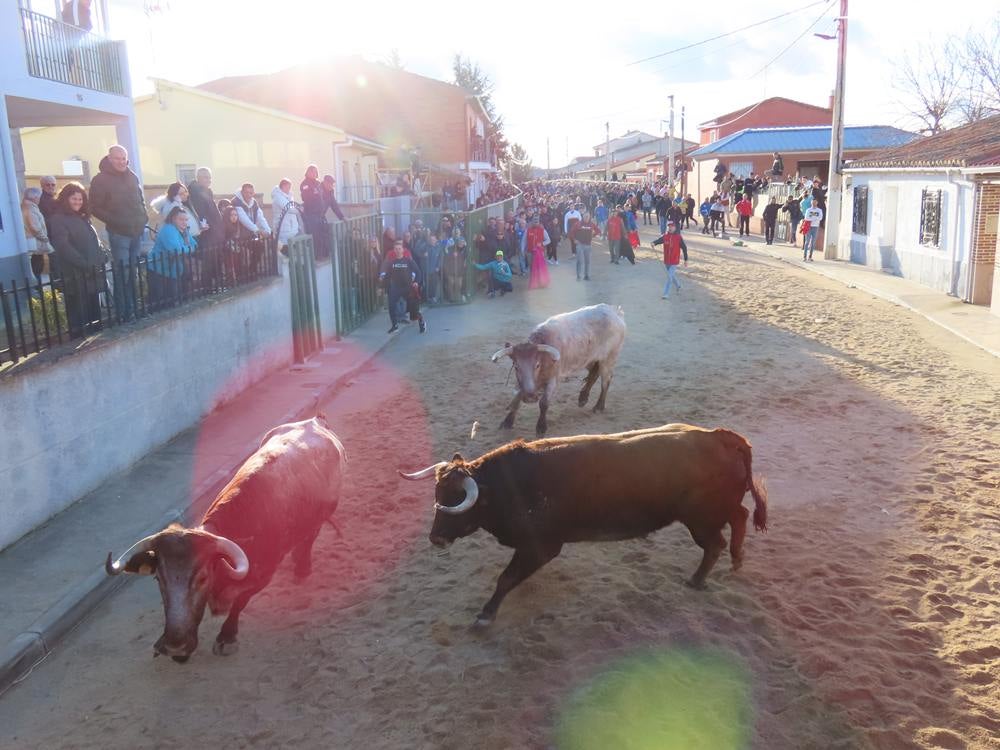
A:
879,186,900,274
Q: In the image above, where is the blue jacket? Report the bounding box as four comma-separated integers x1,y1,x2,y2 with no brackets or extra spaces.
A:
595,205,609,223
149,223,197,278
475,259,513,283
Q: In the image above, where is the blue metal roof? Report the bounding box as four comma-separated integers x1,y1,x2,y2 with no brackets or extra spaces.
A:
689,126,918,157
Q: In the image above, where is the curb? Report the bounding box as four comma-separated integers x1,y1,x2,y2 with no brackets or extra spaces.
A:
0,328,397,697
732,242,1000,361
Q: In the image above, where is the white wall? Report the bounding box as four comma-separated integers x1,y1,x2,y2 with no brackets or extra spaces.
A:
0,274,300,550
841,171,975,298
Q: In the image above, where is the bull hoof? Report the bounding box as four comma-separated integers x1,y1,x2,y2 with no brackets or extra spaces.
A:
472,614,495,628
293,565,312,583
212,639,239,656
171,654,191,664
731,557,744,572
684,578,708,591
499,416,514,430
592,403,606,413
577,393,589,407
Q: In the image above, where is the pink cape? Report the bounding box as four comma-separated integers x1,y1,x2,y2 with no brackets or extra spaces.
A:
529,244,550,289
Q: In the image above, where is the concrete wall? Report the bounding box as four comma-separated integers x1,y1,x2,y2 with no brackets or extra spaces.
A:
0,272,303,551
841,171,975,299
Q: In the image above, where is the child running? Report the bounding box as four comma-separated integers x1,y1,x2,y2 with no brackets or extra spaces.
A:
651,220,688,299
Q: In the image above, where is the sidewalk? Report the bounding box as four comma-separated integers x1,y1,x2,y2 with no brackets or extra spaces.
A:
673,226,1000,360
0,309,401,695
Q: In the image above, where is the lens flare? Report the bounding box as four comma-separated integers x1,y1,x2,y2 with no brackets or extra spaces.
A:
556,648,751,750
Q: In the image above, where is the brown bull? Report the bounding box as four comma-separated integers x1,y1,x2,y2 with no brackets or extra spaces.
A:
401,424,767,625
106,415,345,661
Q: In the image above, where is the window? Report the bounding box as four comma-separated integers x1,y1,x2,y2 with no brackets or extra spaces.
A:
176,164,196,185
852,186,869,235
728,161,753,178
919,189,942,247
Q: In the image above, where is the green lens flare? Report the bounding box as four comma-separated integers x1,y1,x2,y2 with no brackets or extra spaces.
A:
556,648,751,750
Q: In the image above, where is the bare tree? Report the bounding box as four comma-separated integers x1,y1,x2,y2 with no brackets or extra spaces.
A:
960,16,1000,121
894,41,963,134
506,143,533,185
384,49,405,70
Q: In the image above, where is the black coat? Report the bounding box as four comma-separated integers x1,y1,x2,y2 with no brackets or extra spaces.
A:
48,211,104,273
88,156,147,237
188,181,223,244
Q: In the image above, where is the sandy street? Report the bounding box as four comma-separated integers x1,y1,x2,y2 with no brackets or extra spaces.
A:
1,234,998,750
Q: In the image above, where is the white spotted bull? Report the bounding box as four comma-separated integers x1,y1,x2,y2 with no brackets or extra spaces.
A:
492,303,626,436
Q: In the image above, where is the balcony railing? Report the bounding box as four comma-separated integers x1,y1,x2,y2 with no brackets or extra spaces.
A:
339,184,379,204
19,7,127,96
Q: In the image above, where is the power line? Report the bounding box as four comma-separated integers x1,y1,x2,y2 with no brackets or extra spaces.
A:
627,0,828,66
748,0,837,79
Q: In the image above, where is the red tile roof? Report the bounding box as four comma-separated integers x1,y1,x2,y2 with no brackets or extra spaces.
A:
198,57,489,165
849,115,1000,169
699,97,831,127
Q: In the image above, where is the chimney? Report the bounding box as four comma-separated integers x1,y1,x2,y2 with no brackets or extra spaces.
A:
828,91,835,111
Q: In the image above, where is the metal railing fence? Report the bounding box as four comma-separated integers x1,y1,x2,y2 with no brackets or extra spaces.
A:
19,7,127,96
327,190,521,337
1,236,278,368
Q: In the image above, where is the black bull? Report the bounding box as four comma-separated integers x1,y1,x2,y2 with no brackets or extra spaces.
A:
401,424,768,625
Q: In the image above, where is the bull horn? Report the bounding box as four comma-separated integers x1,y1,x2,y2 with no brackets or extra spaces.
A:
490,346,513,363
535,344,561,362
203,531,250,580
434,476,479,515
105,533,159,576
398,462,448,480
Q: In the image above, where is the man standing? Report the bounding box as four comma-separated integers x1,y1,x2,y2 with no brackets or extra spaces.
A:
88,144,147,321
573,211,600,282
652,220,688,299
762,197,780,245
300,165,326,253
187,167,222,246
735,193,753,237
231,183,271,240
379,238,423,333
563,202,582,259
38,176,59,233
321,175,347,222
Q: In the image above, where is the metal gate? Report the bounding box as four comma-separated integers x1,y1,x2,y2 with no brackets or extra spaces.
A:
287,234,322,363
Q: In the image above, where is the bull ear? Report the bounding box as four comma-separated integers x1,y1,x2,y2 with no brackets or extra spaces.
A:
123,550,157,576
452,452,464,462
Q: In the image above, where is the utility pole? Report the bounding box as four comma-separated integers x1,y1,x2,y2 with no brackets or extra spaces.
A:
824,0,848,260
680,106,687,195
605,122,611,182
667,95,675,192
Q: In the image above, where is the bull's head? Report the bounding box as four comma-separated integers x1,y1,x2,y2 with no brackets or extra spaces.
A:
491,342,561,402
105,525,249,662
399,455,482,547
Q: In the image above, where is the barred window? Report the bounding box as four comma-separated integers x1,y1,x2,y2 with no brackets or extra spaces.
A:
920,189,942,247
852,186,869,235
175,164,197,186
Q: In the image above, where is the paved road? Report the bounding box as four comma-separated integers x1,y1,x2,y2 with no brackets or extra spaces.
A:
2,232,997,749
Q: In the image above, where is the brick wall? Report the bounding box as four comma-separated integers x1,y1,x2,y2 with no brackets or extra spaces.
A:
973,183,999,264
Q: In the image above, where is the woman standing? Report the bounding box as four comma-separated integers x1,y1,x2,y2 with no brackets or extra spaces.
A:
48,182,104,336
528,239,550,289
148,206,197,306
151,182,202,239
22,187,54,282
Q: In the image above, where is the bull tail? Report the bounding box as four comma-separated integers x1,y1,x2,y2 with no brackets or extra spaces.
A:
749,474,768,533
731,433,767,533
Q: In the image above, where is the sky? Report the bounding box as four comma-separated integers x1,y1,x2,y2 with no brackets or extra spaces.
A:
99,0,981,168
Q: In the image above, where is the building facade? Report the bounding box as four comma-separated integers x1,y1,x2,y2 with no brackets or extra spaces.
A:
840,116,1000,313
1,0,139,281
698,97,833,145
20,79,386,209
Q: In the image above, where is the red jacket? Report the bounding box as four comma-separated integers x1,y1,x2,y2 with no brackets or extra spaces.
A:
736,199,753,217
654,233,685,266
606,215,624,241
526,225,548,250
